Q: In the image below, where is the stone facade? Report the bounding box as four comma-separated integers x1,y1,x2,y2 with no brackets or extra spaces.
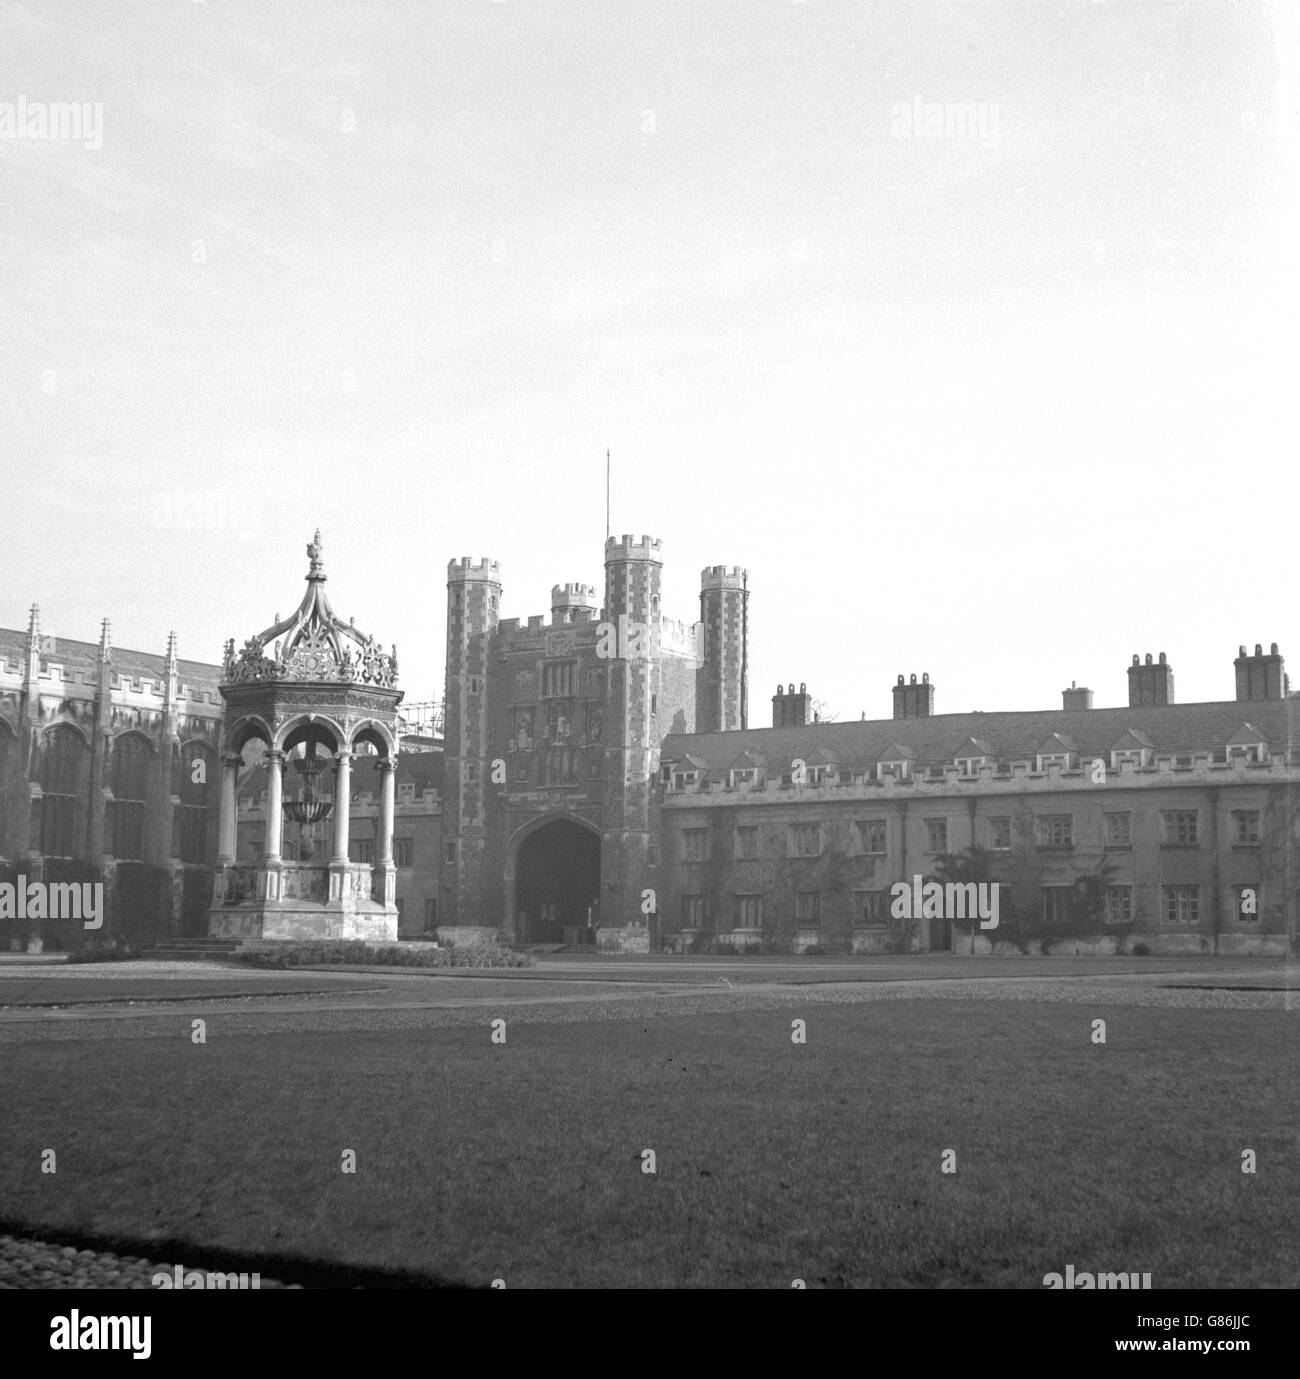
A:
4,536,1294,960
0,612,222,952
438,536,748,950
658,652,1297,956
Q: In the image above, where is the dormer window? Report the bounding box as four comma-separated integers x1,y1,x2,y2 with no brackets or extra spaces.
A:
1110,730,1154,770
729,768,758,788
956,756,986,776
807,764,835,785
1036,752,1071,771
672,770,698,790
1227,743,1266,764
877,760,910,780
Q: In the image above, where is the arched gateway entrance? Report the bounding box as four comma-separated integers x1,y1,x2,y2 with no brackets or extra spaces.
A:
512,817,600,945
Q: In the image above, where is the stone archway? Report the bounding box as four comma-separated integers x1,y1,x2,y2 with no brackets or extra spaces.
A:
511,817,601,945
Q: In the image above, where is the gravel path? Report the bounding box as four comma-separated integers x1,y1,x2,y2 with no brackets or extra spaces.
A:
0,971,1292,1045
0,1235,296,1289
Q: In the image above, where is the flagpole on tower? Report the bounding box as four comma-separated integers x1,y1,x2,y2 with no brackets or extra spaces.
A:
605,448,610,542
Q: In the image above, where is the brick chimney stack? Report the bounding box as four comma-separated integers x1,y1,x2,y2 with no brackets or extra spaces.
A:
772,682,810,728
1062,682,1093,711
1234,642,1287,701
892,672,934,720
1128,652,1174,708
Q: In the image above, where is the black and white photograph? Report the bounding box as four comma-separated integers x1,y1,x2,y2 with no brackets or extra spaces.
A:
0,0,1296,1349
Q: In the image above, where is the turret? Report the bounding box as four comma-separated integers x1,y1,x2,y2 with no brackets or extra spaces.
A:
697,565,748,732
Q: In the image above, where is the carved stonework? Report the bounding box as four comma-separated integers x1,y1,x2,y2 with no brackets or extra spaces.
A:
546,632,575,657
286,629,339,680
259,688,399,716
221,532,399,692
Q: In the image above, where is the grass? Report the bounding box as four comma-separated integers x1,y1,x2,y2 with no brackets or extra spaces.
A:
1,1001,1295,1288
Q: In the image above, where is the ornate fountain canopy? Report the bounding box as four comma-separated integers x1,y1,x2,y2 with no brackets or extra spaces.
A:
222,531,399,688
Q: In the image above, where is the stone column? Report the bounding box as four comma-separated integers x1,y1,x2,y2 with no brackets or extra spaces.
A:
217,753,239,863
332,751,353,863
264,750,284,860
377,758,396,865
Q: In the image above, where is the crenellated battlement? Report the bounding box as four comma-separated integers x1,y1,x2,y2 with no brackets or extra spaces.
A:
658,617,703,656
447,557,502,582
605,535,662,562
701,565,748,590
551,583,597,604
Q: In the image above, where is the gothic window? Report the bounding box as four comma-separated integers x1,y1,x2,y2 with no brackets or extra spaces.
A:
39,725,90,858
542,661,577,698
543,749,578,785
0,723,13,851
175,742,215,863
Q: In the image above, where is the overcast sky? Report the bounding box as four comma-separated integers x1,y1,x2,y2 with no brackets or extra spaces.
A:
1,1,1295,721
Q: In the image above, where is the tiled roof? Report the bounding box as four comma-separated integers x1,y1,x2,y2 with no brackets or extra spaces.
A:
0,627,220,692
953,736,995,756
662,698,1297,775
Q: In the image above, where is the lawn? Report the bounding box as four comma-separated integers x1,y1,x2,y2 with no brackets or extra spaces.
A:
1,1000,1295,1288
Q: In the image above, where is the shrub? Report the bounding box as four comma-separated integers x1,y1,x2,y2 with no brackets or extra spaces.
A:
884,917,917,955
65,936,140,964
233,939,533,969
1131,942,1150,957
